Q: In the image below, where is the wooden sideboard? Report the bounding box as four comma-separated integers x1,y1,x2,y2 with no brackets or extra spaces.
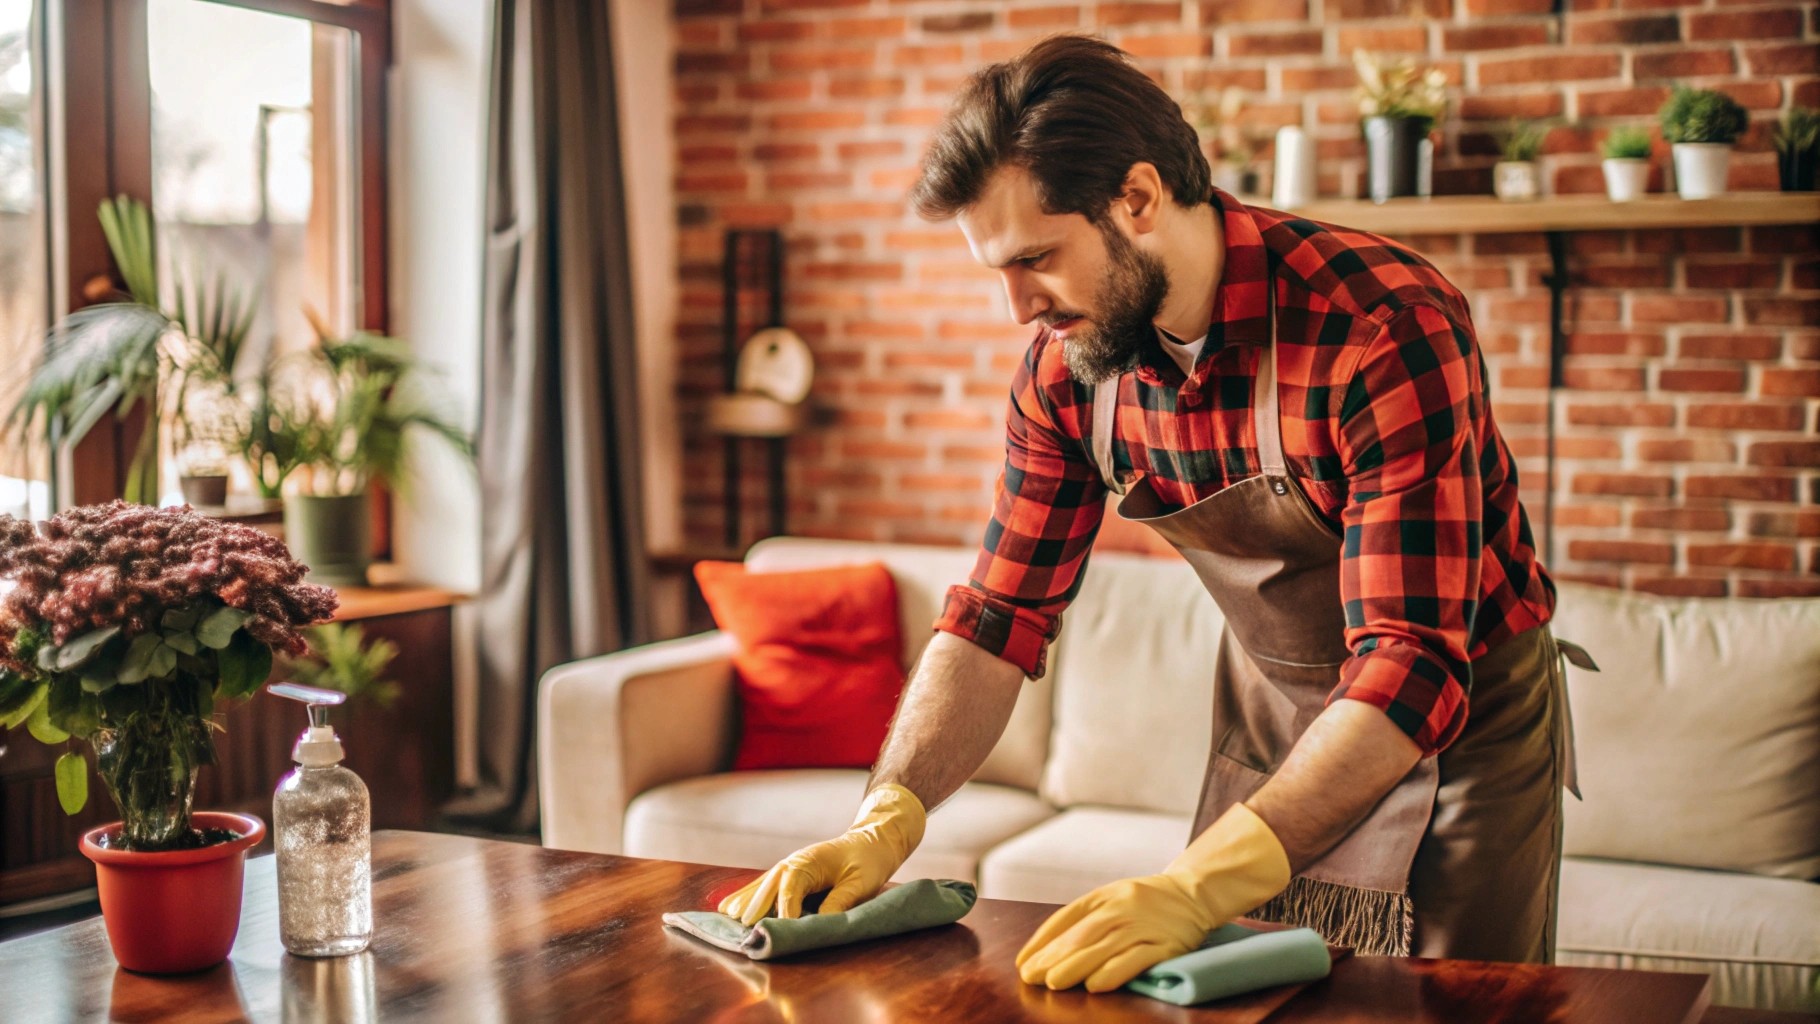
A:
0,567,464,908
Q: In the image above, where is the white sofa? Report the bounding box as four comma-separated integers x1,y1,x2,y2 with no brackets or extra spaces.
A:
538,537,1820,1011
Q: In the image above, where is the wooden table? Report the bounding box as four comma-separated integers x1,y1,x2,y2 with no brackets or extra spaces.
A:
0,830,1733,1023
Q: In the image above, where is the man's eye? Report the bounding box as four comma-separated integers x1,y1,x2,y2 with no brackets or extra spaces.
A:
1020,253,1046,268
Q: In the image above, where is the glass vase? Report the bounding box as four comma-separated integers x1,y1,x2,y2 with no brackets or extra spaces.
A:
92,680,216,850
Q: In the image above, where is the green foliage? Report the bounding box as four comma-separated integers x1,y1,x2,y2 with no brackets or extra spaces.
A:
1773,106,1820,156
1658,86,1749,145
1602,126,1654,160
282,623,401,708
1496,119,1549,163
1354,50,1448,135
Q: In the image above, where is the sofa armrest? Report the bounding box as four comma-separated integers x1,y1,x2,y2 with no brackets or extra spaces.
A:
538,631,740,855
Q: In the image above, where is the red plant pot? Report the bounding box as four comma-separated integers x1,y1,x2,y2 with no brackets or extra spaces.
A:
79,811,266,974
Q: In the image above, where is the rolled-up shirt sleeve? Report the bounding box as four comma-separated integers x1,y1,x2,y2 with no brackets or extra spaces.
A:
934,334,1106,679
1328,304,1483,756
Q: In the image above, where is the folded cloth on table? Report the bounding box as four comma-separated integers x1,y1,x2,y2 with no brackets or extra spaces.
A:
662,878,976,961
1125,922,1333,1006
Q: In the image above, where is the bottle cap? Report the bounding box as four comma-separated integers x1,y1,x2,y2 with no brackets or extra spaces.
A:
268,682,347,766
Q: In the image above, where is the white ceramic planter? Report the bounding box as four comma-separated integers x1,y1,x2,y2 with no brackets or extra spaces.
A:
1602,158,1650,202
1494,160,1541,201
1672,143,1731,199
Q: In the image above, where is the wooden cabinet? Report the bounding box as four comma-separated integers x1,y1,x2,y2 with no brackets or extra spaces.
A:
0,573,462,908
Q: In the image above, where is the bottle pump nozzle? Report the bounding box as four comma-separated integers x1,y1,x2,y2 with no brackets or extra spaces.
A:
269,682,347,766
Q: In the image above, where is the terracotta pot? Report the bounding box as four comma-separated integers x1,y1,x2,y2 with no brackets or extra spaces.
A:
80,811,266,974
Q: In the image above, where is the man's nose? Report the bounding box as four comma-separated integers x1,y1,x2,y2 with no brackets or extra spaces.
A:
1003,276,1048,325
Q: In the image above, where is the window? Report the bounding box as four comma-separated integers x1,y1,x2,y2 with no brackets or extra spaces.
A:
0,0,49,520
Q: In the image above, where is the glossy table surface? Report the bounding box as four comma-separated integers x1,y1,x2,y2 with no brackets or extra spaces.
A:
0,830,1723,1023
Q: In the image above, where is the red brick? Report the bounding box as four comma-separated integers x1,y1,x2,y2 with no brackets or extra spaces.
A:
1752,224,1820,254
1444,23,1552,49
1748,441,1820,467
771,46,875,72
1688,543,1796,571
1500,365,1552,389
1478,53,1621,88
1555,504,1624,527
828,77,905,100
1679,334,1782,360
676,170,749,193
1632,507,1731,531
1566,13,1680,43
737,78,816,101
1458,93,1566,119
1762,368,1820,398
1630,295,1730,324
1336,26,1430,52
1574,262,1672,288
1791,334,1820,360
1206,0,1311,21
1571,473,1674,497
1096,2,1185,24
1658,367,1748,393
768,110,866,132
1714,80,1785,111
1227,28,1324,56
1687,7,1804,40
1633,577,1729,598
1684,259,1784,291
1568,539,1675,564
1634,227,1744,254
1556,436,1625,459
1566,401,1675,427
737,20,817,42
1182,68,1271,90
1685,474,1797,501
1009,6,1084,28
1460,0,1550,14
1637,437,1736,462
760,0,868,9
1743,298,1820,328
1563,365,1646,391
1633,47,1736,80
1575,86,1673,118
1686,402,1806,430
1565,332,1665,356
916,11,991,31
1744,42,1820,75
1739,579,1820,598
904,410,996,431
1746,509,1820,538
676,0,742,15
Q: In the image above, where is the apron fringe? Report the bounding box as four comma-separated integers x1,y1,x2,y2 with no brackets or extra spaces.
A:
1248,875,1413,957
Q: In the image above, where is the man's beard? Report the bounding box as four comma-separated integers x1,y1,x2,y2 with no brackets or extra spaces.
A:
1052,221,1170,385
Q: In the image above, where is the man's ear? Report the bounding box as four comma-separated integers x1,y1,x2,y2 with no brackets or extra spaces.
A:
1114,162,1166,235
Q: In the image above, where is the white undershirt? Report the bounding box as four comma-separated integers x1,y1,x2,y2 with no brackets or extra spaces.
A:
1157,328,1208,374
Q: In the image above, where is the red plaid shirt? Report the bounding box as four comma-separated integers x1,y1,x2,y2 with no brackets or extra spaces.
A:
934,188,1555,756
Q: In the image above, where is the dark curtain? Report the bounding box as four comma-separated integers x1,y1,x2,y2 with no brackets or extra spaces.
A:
449,0,651,833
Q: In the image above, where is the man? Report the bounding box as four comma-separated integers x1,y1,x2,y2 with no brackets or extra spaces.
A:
718,34,1578,993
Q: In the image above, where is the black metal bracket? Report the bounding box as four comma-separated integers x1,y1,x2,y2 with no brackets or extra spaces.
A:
1540,230,1571,568
720,229,788,549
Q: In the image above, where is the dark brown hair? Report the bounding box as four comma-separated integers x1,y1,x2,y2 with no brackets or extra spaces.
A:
908,34,1211,224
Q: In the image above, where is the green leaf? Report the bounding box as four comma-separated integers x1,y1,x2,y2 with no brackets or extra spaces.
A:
117,633,163,684
193,674,214,718
196,605,250,650
54,751,88,815
0,671,40,721
146,644,177,680
163,630,199,656
26,697,69,744
48,683,102,739
219,631,273,698
0,683,47,730
35,625,122,673
161,605,203,631
79,672,119,694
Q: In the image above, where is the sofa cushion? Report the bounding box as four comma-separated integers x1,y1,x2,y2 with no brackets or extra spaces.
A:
1042,553,1219,815
977,806,1194,905
1556,857,1820,1012
744,538,1053,792
623,768,1056,885
1553,583,1820,879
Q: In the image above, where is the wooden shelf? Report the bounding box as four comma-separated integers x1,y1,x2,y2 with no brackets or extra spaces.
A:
1273,191,1820,236
328,562,467,621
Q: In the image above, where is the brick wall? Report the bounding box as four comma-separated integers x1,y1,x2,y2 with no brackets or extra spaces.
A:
670,0,1820,597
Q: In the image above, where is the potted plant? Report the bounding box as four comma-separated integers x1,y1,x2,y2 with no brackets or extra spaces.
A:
266,330,473,586
1354,50,1447,203
6,196,258,508
282,622,401,708
1601,126,1654,202
1493,119,1548,201
0,500,337,974
1773,106,1818,192
1658,85,1749,200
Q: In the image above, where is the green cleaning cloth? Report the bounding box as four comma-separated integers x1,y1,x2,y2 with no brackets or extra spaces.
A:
1124,922,1333,1006
662,878,977,961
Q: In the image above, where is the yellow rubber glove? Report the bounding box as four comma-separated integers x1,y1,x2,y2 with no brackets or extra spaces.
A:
1015,802,1291,993
716,783,927,927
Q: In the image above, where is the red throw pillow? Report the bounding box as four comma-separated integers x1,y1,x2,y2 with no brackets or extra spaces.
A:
693,560,905,771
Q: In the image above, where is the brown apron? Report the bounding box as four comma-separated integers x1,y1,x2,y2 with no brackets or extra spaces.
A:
1085,271,1579,962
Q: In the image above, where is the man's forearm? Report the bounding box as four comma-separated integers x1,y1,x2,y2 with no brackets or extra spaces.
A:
867,631,1025,812
1242,699,1424,873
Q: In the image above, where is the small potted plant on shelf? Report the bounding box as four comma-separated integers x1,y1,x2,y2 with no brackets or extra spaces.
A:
1601,126,1654,202
261,326,473,587
1773,106,1818,192
0,500,337,974
1658,85,1749,200
1354,50,1448,203
1492,119,1548,201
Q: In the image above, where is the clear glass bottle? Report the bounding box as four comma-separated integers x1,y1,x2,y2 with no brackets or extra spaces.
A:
271,682,372,957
